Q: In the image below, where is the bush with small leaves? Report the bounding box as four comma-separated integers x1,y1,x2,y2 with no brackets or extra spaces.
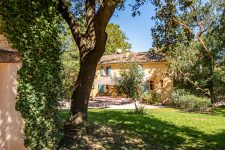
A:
171,89,211,112
142,92,160,104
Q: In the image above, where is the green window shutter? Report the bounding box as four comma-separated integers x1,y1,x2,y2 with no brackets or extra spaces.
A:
100,66,104,76
107,66,112,76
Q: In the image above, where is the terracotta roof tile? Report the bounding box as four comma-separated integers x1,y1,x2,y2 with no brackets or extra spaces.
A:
0,35,21,63
99,52,165,64
0,49,22,63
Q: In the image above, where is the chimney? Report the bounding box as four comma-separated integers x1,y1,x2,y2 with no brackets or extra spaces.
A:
117,48,122,54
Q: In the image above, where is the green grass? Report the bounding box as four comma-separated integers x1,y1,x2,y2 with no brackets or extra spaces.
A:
59,107,225,150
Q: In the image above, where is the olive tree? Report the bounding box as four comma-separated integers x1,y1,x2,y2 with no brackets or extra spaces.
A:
114,63,144,111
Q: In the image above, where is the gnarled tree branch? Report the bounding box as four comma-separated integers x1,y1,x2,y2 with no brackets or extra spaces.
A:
172,17,216,65
85,0,96,37
175,64,211,98
95,0,119,32
58,0,82,47
80,0,120,57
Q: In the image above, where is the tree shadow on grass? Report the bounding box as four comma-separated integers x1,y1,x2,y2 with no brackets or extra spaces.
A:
59,110,225,150
210,106,225,117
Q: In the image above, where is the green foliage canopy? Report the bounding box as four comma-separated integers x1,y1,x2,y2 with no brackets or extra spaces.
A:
105,23,131,54
151,0,225,102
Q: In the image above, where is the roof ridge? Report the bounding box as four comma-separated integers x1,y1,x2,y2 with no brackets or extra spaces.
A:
99,51,165,64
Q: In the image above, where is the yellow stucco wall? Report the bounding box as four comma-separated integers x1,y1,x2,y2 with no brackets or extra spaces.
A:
0,63,26,150
91,62,173,102
142,62,173,102
90,63,121,98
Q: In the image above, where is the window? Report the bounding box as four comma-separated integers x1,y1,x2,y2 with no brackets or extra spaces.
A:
149,80,154,91
160,80,163,88
106,66,112,76
98,84,104,93
100,66,104,76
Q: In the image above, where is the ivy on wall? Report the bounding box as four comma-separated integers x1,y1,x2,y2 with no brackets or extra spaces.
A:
0,0,62,149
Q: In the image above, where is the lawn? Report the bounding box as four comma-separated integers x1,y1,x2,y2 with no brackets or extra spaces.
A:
59,107,225,150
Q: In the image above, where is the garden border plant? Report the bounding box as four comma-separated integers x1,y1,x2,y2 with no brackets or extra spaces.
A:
171,89,211,112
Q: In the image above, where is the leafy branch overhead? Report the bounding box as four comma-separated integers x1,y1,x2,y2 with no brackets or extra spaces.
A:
58,0,121,57
151,0,224,65
156,0,225,102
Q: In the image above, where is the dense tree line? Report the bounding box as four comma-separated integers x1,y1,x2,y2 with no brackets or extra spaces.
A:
151,0,225,103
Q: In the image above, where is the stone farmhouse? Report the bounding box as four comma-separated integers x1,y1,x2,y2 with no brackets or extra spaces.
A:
91,52,173,103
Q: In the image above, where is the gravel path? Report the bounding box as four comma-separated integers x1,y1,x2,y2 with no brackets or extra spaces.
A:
106,101,164,109
59,97,164,109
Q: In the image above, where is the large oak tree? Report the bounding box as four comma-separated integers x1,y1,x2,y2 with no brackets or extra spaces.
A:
61,22,131,99
57,0,124,124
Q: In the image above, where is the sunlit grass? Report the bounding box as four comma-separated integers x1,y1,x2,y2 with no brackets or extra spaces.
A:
59,107,225,149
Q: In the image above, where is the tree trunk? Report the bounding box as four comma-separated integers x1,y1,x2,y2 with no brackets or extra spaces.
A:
209,62,216,104
70,32,107,124
70,52,100,124
57,0,118,125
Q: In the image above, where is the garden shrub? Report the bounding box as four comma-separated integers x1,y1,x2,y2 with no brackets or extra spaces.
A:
142,92,160,104
114,62,144,113
133,105,146,115
171,89,211,111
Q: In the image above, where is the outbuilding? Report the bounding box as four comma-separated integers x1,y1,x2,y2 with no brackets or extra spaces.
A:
0,35,26,150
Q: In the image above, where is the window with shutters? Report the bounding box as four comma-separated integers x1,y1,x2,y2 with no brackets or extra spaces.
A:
138,64,143,74
100,66,104,76
106,66,112,76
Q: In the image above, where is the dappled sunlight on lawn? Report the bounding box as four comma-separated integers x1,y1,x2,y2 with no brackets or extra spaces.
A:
59,108,225,150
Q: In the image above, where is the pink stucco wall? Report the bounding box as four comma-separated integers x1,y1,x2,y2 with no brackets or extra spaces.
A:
0,63,26,150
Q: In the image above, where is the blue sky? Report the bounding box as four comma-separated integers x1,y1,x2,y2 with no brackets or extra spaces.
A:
110,1,156,52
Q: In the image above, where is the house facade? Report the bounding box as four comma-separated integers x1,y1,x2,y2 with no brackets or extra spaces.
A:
90,52,173,103
0,35,26,150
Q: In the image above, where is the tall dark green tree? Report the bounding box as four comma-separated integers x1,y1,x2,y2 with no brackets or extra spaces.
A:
0,0,62,149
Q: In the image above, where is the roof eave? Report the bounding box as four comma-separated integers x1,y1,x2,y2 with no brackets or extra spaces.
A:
98,60,167,65
0,49,22,63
